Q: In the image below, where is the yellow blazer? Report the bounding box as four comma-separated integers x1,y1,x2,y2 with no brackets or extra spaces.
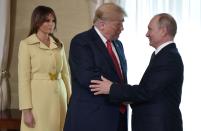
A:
18,34,71,131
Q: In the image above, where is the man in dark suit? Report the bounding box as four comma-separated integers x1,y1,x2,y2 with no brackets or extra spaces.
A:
90,13,184,131
64,3,128,131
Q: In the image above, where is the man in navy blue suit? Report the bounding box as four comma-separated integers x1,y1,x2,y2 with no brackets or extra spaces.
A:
90,13,184,131
64,3,128,131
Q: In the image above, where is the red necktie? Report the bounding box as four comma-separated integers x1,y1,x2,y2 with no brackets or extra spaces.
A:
106,40,123,81
106,40,126,113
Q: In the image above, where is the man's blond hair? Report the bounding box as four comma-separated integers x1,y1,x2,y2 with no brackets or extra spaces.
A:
93,3,126,24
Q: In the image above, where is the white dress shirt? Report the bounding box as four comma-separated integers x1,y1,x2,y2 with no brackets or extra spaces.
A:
94,26,122,73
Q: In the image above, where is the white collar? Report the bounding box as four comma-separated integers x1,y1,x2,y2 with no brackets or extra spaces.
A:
155,41,174,55
94,26,107,45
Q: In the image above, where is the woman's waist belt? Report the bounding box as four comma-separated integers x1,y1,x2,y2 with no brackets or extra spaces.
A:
31,73,61,80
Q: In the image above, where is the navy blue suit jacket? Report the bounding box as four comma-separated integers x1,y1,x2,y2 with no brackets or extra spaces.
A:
109,43,183,131
64,27,127,131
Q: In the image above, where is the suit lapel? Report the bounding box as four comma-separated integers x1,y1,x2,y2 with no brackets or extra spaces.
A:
148,51,156,66
144,43,177,76
113,40,127,82
89,27,118,76
149,43,176,63
140,43,177,85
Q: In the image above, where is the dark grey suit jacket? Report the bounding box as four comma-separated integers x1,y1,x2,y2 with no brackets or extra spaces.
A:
110,43,183,131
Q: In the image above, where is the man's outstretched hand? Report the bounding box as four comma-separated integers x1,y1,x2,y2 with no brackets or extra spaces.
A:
90,76,113,95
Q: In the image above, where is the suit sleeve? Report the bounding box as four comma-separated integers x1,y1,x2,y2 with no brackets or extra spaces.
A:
18,40,32,110
109,55,183,104
69,37,101,89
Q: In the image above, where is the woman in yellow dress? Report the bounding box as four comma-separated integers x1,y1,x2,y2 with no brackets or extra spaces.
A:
18,5,71,131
